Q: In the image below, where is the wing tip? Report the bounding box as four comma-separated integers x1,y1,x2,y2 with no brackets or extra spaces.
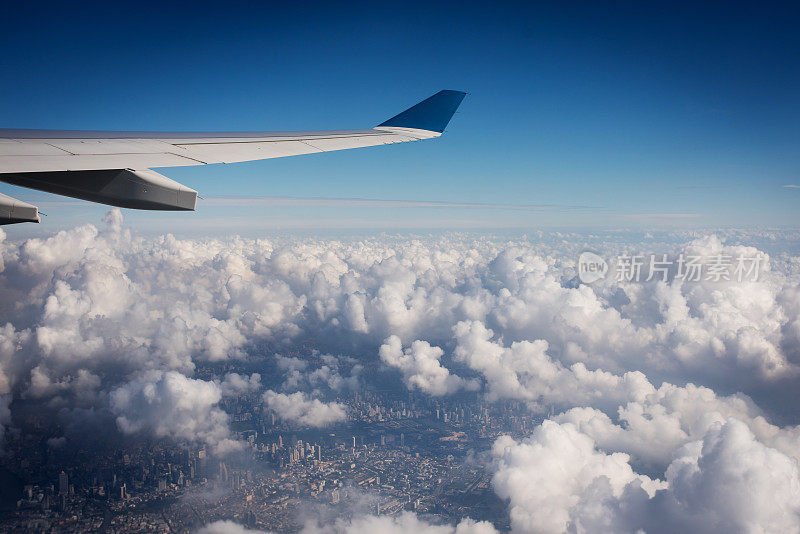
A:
378,90,467,133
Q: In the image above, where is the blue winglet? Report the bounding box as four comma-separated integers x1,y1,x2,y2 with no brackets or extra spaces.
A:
378,90,467,133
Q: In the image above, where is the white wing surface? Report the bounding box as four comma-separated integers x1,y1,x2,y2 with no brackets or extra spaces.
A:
0,90,466,224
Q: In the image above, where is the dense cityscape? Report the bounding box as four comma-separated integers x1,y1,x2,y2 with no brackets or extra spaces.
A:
0,353,532,533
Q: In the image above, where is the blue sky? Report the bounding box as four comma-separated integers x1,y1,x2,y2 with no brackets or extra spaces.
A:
1,1,799,234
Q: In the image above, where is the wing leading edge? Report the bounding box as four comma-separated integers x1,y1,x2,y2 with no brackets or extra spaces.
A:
0,90,466,224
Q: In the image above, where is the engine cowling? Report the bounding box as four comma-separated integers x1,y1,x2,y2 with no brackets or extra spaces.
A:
0,168,197,211
0,192,40,225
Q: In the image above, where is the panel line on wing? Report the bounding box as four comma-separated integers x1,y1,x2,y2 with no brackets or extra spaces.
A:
171,132,389,146
297,141,326,153
44,143,77,156
164,153,211,165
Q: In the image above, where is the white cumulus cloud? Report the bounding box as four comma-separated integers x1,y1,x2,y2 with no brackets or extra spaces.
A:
219,372,262,397
198,512,498,534
263,390,347,427
491,418,800,534
110,371,242,455
380,335,478,396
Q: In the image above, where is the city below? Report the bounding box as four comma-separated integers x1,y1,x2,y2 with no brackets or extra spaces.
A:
0,355,532,533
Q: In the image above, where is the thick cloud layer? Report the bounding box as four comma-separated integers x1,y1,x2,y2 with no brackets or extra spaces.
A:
2,212,800,530
2,215,798,409
447,319,800,469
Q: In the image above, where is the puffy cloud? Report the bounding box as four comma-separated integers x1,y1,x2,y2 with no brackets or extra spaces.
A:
301,512,498,534
446,320,800,469
110,371,242,455
275,354,309,390
196,521,273,534
219,372,262,397
198,513,498,534
380,335,478,396
555,385,800,470
651,418,800,533
491,418,800,534
263,390,347,427
490,420,665,534
276,353,362,393
307,363,361,392
453,320,654,408
467,236,800,403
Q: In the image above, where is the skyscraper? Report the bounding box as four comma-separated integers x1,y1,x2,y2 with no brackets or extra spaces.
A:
58,471,68,496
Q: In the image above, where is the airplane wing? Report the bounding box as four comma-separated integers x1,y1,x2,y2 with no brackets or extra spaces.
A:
0,90,466,224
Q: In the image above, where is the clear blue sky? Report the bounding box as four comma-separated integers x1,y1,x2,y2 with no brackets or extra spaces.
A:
1,1,799,233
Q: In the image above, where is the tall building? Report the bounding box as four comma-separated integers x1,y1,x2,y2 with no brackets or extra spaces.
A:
58,471,68,496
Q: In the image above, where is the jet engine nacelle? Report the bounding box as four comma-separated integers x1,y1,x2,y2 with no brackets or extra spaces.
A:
0,192,40,225
0,168,197,211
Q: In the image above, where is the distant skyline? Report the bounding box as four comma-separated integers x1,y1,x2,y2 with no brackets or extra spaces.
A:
1,1,799,233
